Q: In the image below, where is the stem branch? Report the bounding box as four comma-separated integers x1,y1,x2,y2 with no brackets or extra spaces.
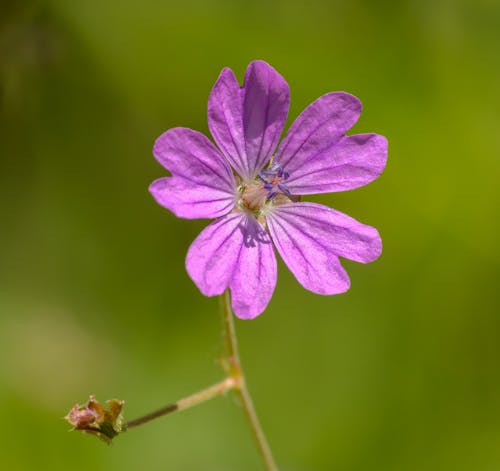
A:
126,377,236,430
221,290,278,471
124,292,278,471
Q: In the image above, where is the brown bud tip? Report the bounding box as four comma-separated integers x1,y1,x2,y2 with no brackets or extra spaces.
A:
65,395,126,444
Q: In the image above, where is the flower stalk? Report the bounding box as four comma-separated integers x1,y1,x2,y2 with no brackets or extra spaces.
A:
66,293,278,470
125,377,237,430
124,291,279,470
220,290,279,471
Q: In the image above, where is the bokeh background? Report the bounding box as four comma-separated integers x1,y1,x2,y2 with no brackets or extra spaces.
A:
1,0,499,470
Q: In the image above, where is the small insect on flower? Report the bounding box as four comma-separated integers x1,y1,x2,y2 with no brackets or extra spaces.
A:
150,60,388,319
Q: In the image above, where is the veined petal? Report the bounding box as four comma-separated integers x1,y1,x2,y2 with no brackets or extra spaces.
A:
242,61,290,178
151,127,236,219
186,213,277,319
229,215,277,319
186,213,245,297
267,203,381,295
149,178,235,219
153,127,235,186
276,92,362,173
208,60,290,181
286,134,388,194
207,68,247,178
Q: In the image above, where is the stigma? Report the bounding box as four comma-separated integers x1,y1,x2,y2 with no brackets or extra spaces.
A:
258,162,291,199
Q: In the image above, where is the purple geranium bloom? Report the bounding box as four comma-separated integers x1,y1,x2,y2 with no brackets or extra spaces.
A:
150,61,387,319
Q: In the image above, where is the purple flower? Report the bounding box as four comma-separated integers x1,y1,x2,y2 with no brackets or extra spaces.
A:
150,61,387,319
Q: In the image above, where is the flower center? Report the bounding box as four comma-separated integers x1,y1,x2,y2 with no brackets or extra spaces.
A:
238,162,293,213
258,162,291,199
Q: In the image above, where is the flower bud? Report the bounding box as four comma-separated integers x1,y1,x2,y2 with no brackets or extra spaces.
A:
65,395,125,444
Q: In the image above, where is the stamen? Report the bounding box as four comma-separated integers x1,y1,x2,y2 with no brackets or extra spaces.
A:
240,161,293,212
277,183,291,195
257,162,290,200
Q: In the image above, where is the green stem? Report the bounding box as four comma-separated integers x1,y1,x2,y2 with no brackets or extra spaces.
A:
126,377,236,430
221,290,279,471
125,293,278,471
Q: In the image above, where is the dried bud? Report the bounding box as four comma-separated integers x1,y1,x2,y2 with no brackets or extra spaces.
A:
65,395,125,444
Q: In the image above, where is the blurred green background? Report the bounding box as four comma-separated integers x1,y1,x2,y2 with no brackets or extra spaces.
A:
1,0,499,469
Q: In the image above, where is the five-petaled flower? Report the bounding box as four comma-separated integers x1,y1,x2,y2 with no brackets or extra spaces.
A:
150,61,387,319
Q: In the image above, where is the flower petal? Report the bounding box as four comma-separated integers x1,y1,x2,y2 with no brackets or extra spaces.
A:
208,60,290,180
150,127,236,219
149,178,235,219
267,203,381,295
186,213,245,297
207,68,247,177
285,134,388,194
276,92,362,174
186,213,277,319
229,215,277,319
242,61,290,178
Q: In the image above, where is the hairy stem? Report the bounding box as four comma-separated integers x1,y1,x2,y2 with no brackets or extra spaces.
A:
221,290,279,471
126,377,236,430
